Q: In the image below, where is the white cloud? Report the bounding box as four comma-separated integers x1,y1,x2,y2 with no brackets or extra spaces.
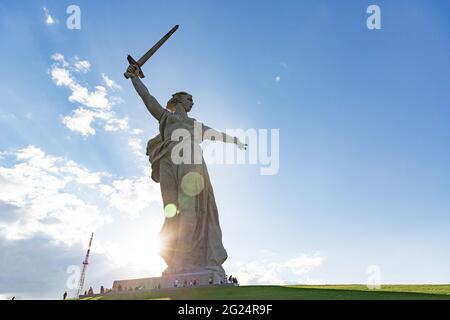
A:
43,7,57,25
61,160,106,185
108,175,161,218
98,184,115,196
74,57,91,73
131,128,144,135
50,53,129,136
128,137,144,158
102,74,121,91
69,85,111,110
285,253,326,276
51,53,68,67
0,146,106,245
61,107,129,136
0,146,164,298
0,145,162,245
104,116,129,132
51,66,73,87
228,252,326,285
62,107,97,136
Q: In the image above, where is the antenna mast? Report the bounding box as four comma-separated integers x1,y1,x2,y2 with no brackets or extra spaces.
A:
75,232,94,298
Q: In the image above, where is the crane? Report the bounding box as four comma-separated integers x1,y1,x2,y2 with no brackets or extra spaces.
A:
75,232,94,298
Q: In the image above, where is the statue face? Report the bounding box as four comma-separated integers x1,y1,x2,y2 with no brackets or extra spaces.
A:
181,94,194,112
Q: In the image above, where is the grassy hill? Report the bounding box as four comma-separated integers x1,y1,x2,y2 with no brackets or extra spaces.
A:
79,284,450,300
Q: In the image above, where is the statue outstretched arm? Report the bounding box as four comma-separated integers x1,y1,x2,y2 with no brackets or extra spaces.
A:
202,124,247,150
126,65,165,121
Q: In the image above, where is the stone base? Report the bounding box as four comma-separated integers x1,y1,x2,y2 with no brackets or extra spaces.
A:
112,271,225,292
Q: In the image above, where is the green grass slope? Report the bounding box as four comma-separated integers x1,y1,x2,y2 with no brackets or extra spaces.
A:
80,285,450,300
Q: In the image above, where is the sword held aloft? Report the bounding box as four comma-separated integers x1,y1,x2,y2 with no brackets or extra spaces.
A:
124,25,179,79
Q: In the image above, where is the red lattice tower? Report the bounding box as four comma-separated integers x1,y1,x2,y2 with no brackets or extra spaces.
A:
75,232,94,298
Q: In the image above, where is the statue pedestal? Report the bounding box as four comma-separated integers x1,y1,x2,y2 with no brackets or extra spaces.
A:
112,271,225,292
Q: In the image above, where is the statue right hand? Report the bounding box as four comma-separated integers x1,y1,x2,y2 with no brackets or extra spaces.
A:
125,64,140,79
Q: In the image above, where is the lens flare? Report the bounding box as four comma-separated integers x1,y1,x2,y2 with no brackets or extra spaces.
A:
164,203,177,218
181,171,205,197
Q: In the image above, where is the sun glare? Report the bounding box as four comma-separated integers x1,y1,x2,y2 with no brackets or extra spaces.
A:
126,232,166,274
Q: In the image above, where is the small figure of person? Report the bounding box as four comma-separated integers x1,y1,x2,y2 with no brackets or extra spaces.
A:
63,291,67,300
208,277,213,285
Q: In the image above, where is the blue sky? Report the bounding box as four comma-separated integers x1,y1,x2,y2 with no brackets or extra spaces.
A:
0,0,449,299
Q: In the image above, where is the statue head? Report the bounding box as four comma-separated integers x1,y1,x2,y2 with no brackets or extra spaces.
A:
166,92,193,113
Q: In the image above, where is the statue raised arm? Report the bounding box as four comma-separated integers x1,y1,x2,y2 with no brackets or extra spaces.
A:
125,64,165,121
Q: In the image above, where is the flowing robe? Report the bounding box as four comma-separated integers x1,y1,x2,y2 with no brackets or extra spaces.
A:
147,110,227,277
